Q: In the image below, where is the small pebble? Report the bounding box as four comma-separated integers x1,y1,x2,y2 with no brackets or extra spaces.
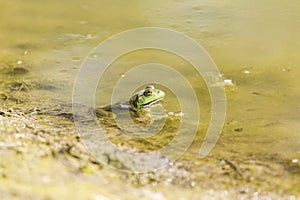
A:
292,159,299,163
151,181,158,186
253,191,259,200
224,190,228,195
164,178,173,185
17,60,23,65
244,70,250,74
190,181,196,187
14,133,26,138
240,188,250,194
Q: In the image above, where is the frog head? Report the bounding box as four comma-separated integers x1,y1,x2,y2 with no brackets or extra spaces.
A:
129,85,165,110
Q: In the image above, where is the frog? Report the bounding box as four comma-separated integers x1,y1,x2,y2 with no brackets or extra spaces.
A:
95,85,165,125
129,85,165,111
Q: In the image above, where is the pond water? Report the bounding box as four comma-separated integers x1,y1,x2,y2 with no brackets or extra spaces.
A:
0,0,299,198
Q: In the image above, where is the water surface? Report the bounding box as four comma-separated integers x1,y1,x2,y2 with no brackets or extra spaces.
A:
0,0,299,198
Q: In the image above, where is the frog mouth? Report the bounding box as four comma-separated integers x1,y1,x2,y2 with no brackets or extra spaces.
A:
141,97,164,108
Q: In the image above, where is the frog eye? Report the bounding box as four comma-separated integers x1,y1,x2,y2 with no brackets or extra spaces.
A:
144,89,152,96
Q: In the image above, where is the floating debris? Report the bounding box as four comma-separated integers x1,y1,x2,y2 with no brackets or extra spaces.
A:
223,79,233,86
59,69,68,73
292,159,299,163
244,70,250,74
234,128,243,132
282,67,290,72
17,60,23,65
252,92,266,96
72,56,81,61
167,112,184,117
175,112,184,117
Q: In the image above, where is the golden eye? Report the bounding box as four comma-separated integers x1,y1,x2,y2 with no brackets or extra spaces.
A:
145,89,152,96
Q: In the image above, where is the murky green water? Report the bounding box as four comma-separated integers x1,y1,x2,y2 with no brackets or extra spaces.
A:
1,0,299,198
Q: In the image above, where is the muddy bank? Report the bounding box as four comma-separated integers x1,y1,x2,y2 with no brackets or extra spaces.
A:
0,79,299,199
